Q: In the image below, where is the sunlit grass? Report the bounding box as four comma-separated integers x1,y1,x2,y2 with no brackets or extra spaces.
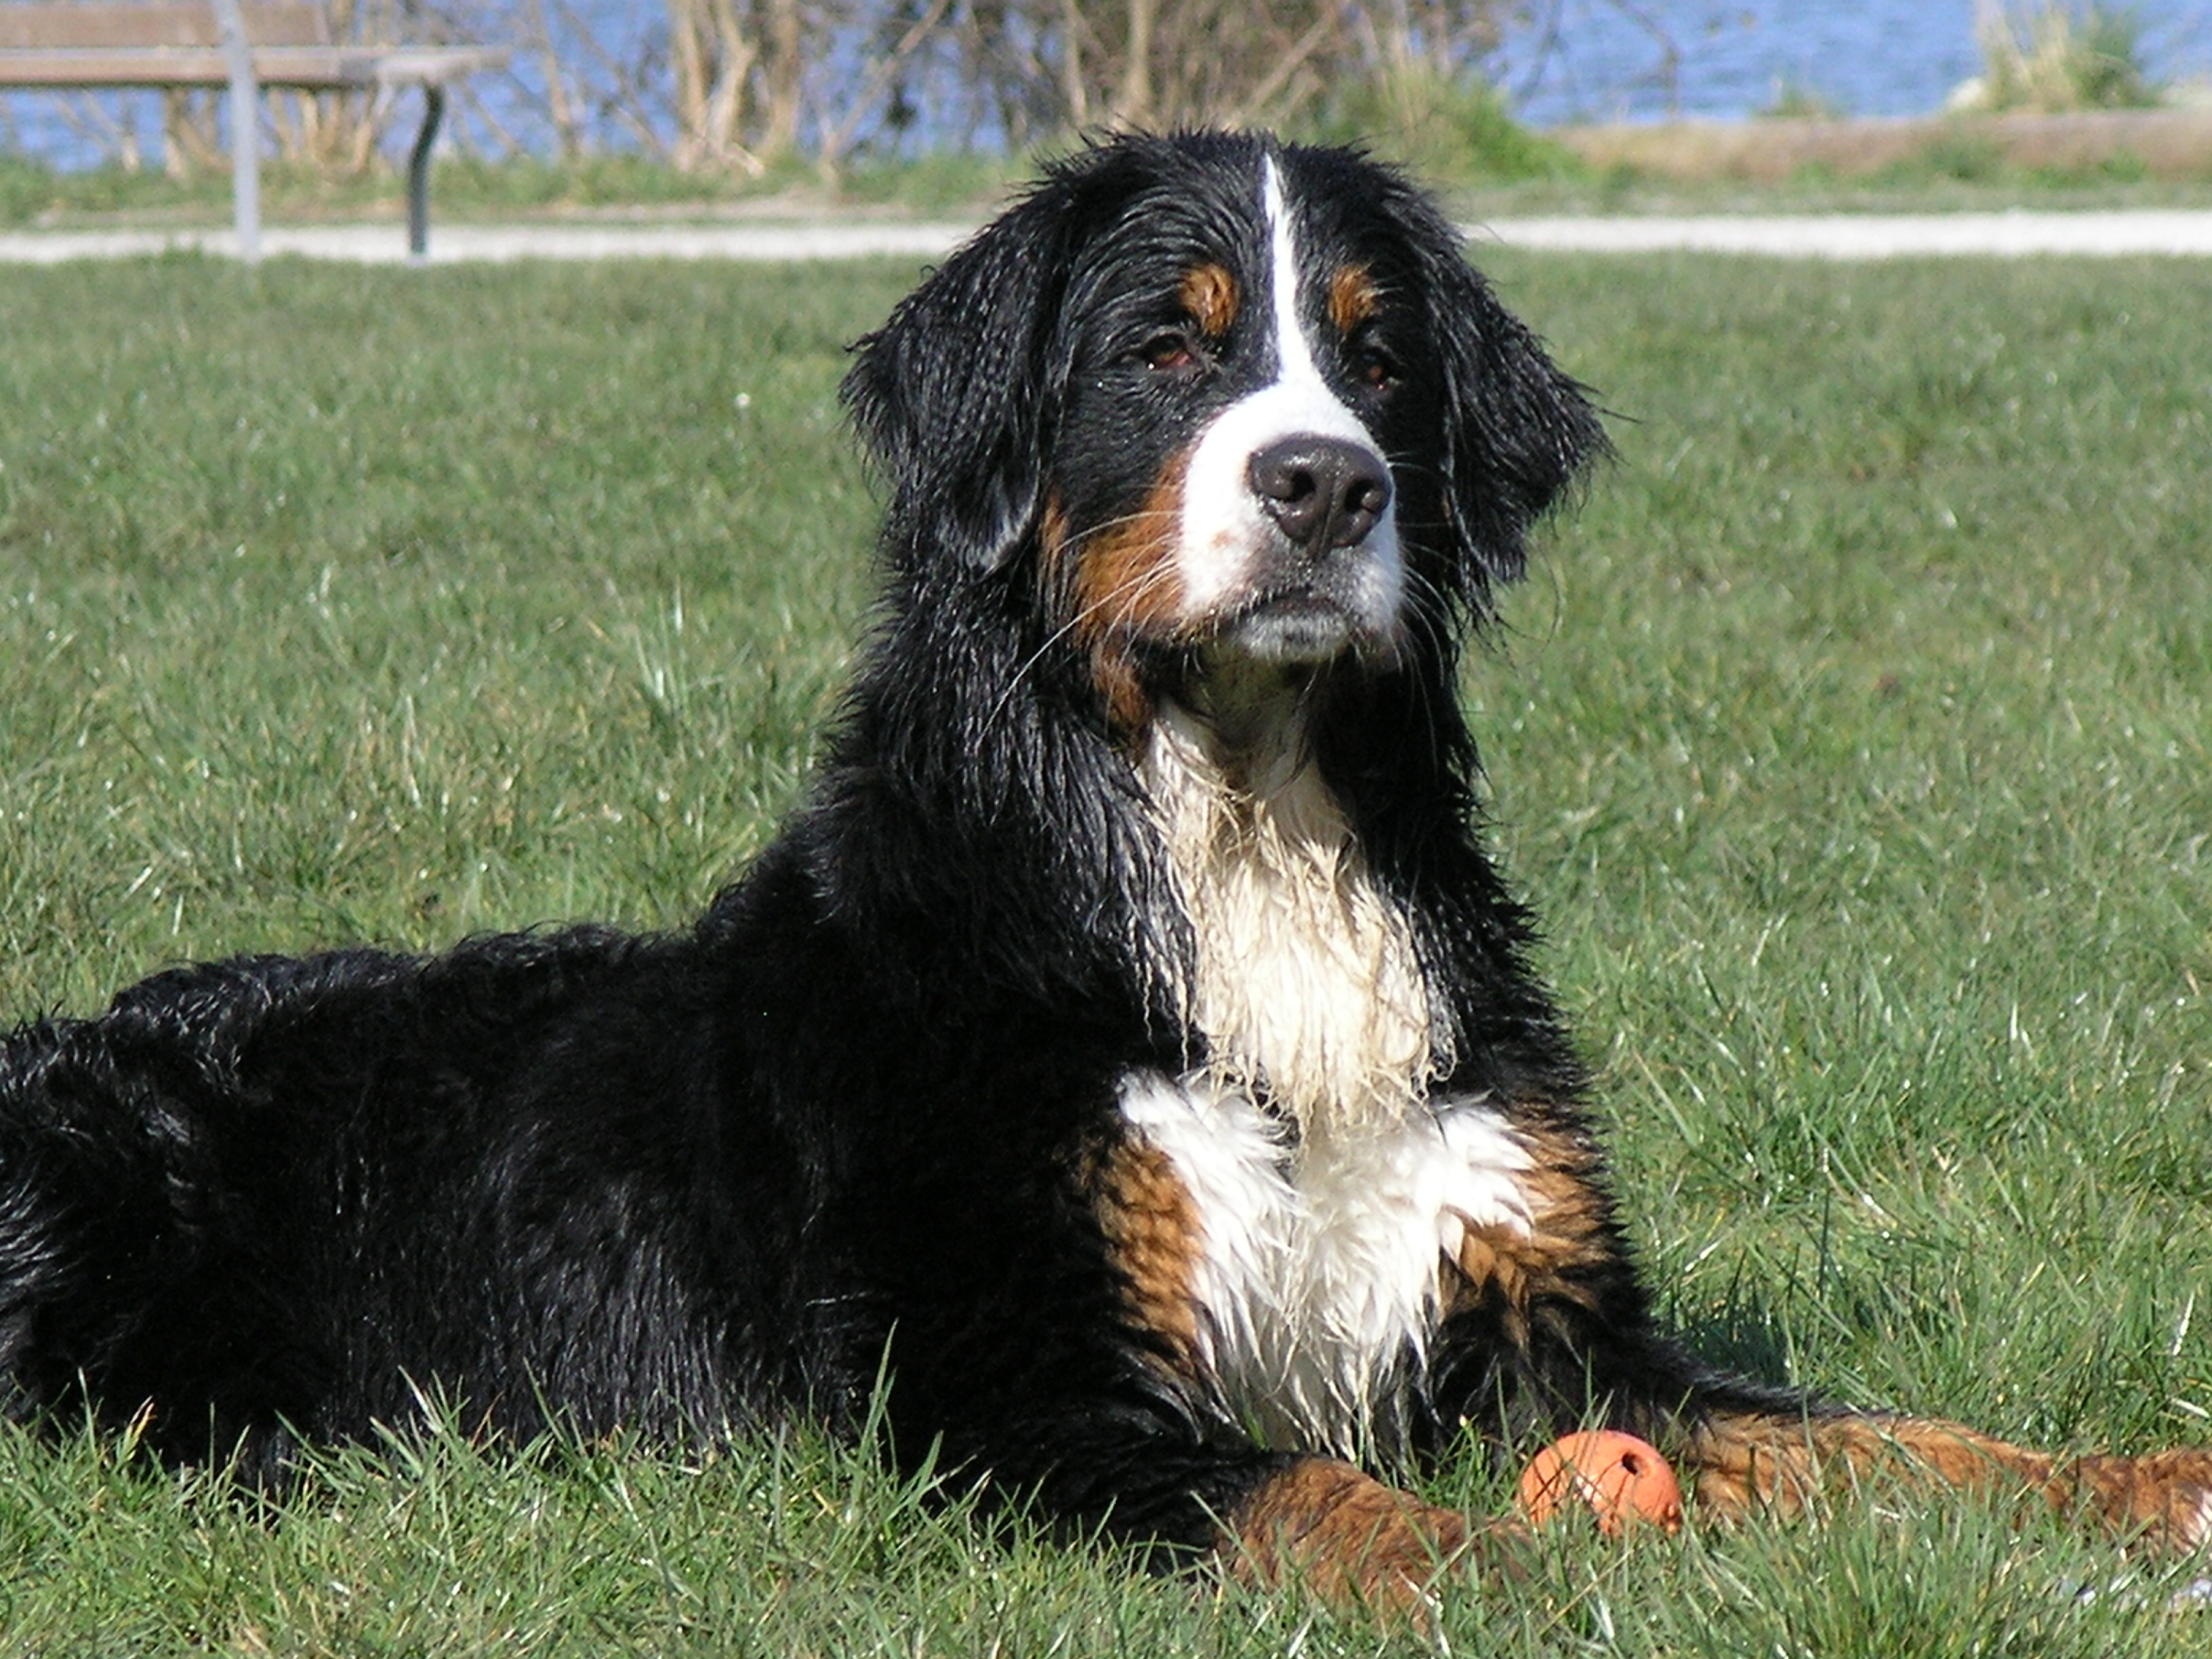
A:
1,248,2209,1653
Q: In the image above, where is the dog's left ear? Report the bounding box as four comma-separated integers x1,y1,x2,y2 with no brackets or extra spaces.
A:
1407,211,1609,605
842,183,1084,575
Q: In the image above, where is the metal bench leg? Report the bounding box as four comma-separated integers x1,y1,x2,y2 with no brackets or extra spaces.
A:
212,0,261,264
408,84,446,262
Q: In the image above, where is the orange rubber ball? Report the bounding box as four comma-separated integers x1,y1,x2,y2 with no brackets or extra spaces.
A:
1516,1430,1685,1537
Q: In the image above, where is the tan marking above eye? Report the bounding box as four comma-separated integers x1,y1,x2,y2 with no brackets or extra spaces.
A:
1328,264,1380,334
1179,263,1240,340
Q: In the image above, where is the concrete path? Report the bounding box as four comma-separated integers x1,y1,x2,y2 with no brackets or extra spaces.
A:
3,211,2211,264
0,220,977,264
1471,210,2212,258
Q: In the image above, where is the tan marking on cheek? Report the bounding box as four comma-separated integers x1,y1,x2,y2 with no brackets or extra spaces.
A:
1092,1135,1202,1364
1328,264,1380,334
1038,491,1078,613
1068,451,1192,733
1088,653,1153,741
1179,262,1240,339
1040,492,1071,558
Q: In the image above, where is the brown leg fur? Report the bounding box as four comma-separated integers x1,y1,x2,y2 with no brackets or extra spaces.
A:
1680,1409,2212,1549
1433,1120,2212,1555
1225,1456,1526,1607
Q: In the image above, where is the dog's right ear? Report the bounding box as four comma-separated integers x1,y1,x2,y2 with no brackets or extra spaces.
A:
842,182,1086,576
1358,167,1607,617
1414,232,1609,613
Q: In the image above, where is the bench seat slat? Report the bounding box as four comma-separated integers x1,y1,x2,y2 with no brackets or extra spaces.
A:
0,5,509,261
0,44,508,89
0,4,330,52
0,47,365,89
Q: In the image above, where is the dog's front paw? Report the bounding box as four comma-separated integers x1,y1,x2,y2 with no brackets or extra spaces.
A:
1227,1456,1530,1608
2072,1451,2212,1551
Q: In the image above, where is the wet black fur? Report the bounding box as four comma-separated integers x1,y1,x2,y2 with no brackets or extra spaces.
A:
0,132,1795,1554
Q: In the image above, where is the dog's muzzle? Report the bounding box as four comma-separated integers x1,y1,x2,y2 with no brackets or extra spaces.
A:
1247,435,1393,559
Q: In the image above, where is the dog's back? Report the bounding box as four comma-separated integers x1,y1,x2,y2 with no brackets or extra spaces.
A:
0,929,792,1469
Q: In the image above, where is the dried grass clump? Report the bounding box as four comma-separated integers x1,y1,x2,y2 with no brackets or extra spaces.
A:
1951,0,2159,112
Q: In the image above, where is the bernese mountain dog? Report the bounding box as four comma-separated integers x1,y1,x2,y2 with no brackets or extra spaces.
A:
3,130,2208,1603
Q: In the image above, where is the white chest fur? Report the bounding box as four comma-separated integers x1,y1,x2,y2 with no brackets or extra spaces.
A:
1126,701,1536,1454
1120,1071,1534,1456
1137,701,1441,1137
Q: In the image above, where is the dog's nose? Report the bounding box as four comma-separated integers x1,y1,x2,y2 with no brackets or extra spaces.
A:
1247,436,1392,553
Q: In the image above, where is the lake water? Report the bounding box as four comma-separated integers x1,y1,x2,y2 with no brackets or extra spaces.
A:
1496,0,2211,123
4,1,2209,169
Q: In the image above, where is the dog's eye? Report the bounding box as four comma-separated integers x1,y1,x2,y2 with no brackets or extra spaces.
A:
1137,330,1204,373
1353,344,1400,393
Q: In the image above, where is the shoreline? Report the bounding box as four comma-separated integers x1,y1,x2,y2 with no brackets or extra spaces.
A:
1550,106,2212,182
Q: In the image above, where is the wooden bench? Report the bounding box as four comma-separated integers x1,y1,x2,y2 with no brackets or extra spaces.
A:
0,2,508,260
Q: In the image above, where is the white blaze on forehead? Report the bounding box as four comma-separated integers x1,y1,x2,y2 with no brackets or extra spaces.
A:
1263,157,1326,388
1172,157,1402,623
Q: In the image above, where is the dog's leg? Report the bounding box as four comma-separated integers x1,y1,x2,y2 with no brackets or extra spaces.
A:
1676,1401,2212,1550
1436,1179,2212,1554
1221,1454,1530,1606
1029,1124,1533,1607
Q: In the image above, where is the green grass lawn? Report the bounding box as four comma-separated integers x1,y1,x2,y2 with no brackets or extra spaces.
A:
7,139,2212,231
1,247,2209,1654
